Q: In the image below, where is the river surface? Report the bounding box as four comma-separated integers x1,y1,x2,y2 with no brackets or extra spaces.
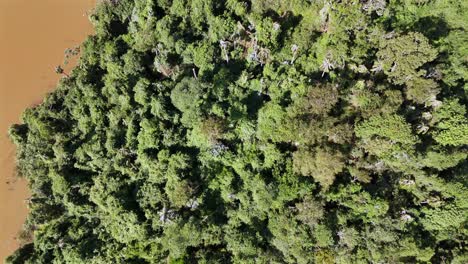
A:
0,0,95,260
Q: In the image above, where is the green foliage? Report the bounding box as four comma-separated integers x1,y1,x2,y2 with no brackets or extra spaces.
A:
421,150,467,170
431,99,468,146
375,32,438,85
355,114,417,145
405,77,440,105
7,0,468,263
293,148,345,189
328,184,389,224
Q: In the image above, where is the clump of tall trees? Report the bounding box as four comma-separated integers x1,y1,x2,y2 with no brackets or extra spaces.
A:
7,0,467,263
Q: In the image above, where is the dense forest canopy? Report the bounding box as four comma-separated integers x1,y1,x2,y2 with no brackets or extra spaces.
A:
6,0,468,263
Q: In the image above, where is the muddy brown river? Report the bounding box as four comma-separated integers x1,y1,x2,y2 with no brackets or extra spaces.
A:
0,0,95,260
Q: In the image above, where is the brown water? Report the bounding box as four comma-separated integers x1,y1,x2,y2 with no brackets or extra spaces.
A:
0,0,95,260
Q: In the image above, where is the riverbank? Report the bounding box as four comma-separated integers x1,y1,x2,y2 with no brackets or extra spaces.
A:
0,0,95,260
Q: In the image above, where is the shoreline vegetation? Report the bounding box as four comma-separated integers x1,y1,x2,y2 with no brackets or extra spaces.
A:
7,0,467,263
0,0,95,261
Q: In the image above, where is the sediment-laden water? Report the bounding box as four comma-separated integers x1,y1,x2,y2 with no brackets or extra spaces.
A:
0,0,94,259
